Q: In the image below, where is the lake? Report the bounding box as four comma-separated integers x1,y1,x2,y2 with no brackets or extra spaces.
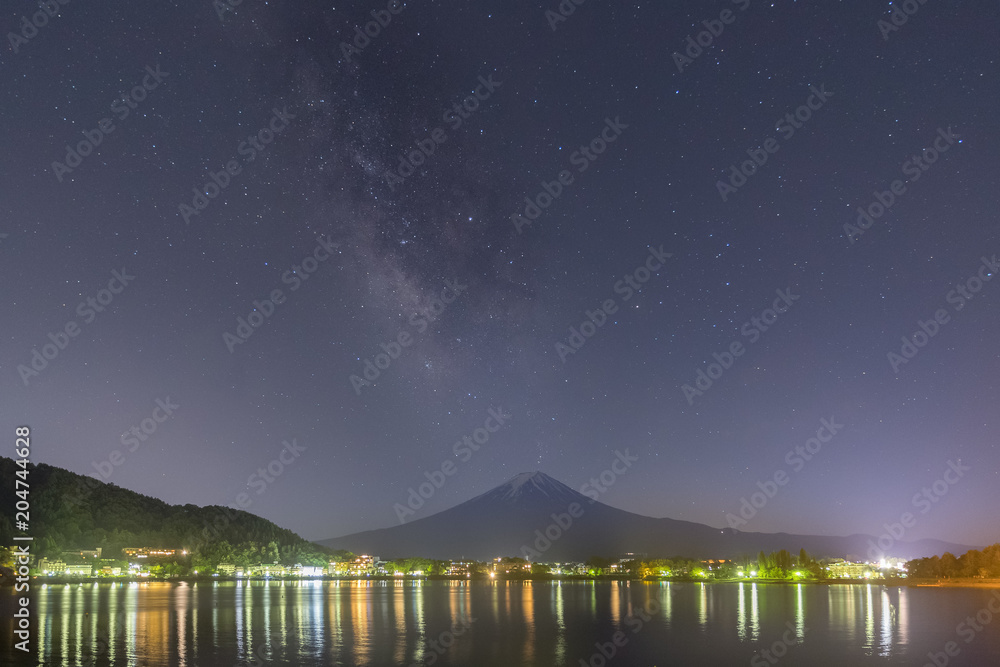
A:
3,579,999,666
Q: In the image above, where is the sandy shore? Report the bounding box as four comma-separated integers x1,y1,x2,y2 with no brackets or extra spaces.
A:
906,578,1000,588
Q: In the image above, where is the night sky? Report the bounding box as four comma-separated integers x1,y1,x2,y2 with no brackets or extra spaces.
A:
2,0,997,549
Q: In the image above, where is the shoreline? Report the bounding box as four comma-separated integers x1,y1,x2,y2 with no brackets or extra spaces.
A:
12,574,1000,588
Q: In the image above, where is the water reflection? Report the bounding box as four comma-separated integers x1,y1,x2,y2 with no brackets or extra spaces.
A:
865,584,874,649
553,581,566,665
796,583,805,639
736,582,760,642
698,582,708,629
10,579,937,666
879,587,892,656
825,583,905,656
521,581,535,664
737,583,746,641
660,581,672,626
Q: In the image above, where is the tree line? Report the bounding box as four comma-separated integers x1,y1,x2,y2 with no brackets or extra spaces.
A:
906,544,1000,579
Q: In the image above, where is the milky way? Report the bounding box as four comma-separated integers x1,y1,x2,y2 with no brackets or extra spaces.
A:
2,0,997,547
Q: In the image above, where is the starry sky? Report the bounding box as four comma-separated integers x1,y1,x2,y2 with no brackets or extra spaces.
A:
2,0,997,548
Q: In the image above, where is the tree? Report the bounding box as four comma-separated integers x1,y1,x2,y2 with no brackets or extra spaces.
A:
940,552,958,578
400,557,433,574
775,549,793,576
907,556,940,578
617,559,639,577
586,556,611,575
756,551,769,575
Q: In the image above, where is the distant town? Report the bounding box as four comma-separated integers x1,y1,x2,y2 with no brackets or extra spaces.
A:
24,546,915,582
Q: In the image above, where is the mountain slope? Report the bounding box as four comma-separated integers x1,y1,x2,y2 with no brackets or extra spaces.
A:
0,457,333,565
318,471,976,561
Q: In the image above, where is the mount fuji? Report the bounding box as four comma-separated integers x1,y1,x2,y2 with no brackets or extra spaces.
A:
317,471,974,562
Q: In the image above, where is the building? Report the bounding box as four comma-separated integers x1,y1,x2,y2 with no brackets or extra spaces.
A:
128,563,151,577
492,557,531,575
550,562,587,575
122,547,186,560
290,564,324,577
446,562,472,576
255,563,285,577
827,559,873,579
64,548,102,560
100,566,122,577
217,563,236,576
65,564,93,577
347,555,378,576
702,559,730,569
327,555,385,576
878,557,908,573
38,558,67,575
700,559,732,576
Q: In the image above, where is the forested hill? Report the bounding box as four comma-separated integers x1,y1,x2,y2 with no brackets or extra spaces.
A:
0,456,335,566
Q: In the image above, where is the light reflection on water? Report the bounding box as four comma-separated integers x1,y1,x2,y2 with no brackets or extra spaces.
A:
6,580,1000,666
796,583,805,639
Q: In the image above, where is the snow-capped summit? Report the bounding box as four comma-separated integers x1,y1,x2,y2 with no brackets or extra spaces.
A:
475,471,585,505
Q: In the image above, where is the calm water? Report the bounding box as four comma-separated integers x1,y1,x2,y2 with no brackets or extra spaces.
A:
3,580,1000,666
